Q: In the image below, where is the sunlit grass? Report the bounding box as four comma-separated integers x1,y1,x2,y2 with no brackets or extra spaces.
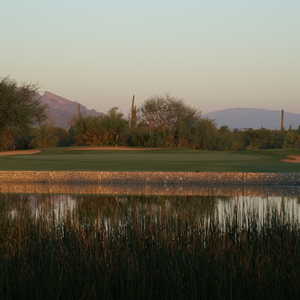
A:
0,148,300,172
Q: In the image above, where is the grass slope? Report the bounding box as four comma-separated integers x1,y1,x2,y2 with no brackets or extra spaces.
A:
0,148,300,172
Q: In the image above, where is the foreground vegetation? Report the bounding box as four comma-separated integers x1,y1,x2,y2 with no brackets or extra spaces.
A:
1,193,300,299
0,148,300,172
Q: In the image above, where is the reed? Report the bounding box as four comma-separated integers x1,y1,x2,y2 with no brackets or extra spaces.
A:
0,195,300,299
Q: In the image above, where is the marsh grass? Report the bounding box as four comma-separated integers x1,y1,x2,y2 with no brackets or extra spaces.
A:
0,195,300,299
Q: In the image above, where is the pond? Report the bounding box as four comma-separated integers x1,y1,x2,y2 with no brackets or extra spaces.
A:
1,184,300,299
2,188,300,225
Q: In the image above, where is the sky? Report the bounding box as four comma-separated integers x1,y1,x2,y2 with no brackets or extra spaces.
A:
1,0,299,114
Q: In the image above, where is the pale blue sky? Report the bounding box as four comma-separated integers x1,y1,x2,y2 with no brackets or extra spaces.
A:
1,1,299,113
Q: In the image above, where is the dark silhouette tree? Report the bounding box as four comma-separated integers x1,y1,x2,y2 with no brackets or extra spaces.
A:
0,78,46,150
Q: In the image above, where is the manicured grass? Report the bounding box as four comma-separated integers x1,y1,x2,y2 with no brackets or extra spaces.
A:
0,148,300,172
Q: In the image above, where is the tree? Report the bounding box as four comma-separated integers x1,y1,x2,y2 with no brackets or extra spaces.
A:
140,95,200,147
0,78,46,150
193,119,218,150
140,95,197,130
31,125,70,148
101,107,128,145
70,107,128,146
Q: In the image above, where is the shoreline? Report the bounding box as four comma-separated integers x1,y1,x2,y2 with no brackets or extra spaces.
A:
1,171,300,186
1,182,300,197
0,150,41,156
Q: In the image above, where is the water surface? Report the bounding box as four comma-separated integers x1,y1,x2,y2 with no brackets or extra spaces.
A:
2,184,300,226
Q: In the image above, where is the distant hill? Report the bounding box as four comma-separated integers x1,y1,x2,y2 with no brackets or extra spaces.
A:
39,92,101,129
204,108,300,130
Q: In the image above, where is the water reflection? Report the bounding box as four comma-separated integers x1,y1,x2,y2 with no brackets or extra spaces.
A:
1,184,300,227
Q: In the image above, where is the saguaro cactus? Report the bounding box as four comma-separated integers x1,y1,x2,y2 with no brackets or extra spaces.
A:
129,95,137,128
281,109,285,131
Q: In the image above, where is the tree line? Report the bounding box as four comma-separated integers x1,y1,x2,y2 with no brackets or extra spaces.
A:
1,78,300,151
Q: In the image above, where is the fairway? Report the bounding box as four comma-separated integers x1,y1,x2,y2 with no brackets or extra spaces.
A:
0,148,300,172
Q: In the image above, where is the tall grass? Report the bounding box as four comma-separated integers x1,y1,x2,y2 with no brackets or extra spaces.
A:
0,194,300,299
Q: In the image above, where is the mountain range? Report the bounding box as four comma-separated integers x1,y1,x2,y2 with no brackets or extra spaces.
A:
38,92,300,130
204,108,300,130
39,92,100,129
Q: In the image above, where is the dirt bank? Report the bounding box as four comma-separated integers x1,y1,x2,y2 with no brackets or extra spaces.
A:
0,171,300,186
282,155,300,163
1,182,299,197
67,146,165,151
0,150,41,156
